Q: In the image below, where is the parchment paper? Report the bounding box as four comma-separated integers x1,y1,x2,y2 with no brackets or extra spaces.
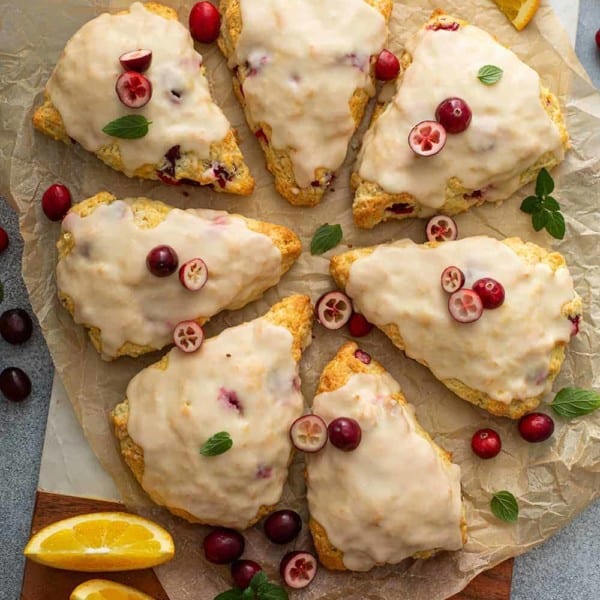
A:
3,1,600,598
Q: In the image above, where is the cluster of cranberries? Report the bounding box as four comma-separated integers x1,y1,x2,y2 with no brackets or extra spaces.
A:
0,233,35,403
408,97,472,157
315,290,373,337
203,509,317,590
471,413,555,460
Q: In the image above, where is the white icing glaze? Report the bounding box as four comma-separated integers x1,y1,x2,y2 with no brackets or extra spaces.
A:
57,199,282,358
357,23,564,210
126,318,303,529
307,372,463,571
346,237,577,403
232,0,387,187
46,2,230,174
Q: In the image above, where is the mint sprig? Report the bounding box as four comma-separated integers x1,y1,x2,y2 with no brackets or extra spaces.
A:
310,223,343,255
200,431,233,457
520,168,566,239
102,115,151,139
551,388,600,418
477,65,503,85
491,491,519,523
214,572,288,600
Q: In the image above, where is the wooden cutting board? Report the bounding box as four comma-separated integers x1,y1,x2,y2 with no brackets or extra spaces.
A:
21,492,513,600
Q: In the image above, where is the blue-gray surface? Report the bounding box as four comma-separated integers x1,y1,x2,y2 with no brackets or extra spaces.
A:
1,5,600,600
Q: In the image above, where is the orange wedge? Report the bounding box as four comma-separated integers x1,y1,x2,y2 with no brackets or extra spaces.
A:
70,579,156,600
23,512,174,572
491,0,540,31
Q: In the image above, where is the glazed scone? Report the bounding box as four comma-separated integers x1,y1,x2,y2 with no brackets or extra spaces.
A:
352,11,569,228
57,192,301,359
330,237,582,419
307,342,466,571
218,0,392,206
112,295,313,529
33,2,254,194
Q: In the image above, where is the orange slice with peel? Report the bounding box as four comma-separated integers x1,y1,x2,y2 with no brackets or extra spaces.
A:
491,0,540,31
70,579,156,600
23,512,174,572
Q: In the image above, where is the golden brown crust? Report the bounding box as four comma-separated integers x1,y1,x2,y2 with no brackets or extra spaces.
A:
57,192,302,358
111,295,313,528
308,342,467,570
32,2,254,195
351,11,570,228
329,239,583,419
218,0,393,206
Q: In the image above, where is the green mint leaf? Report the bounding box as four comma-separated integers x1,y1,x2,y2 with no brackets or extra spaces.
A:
545,211,566,239
520,196,541,214
200,431,233,456
535,167,555,197
551,388,600,418
257,583,288,600
310,223,343,255
541,196,561,212
214,589,244,600
491,491,519,523
532,210,549,232
102,115,151,139
249,572,269,591
242,588,256,600
477,65,503,85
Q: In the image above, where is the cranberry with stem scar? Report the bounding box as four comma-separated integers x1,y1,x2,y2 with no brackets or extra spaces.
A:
473,278,505,309
189,2,222,44
435,97,472,134
42,184,72,221
0,367,32,402
471,428,502,459
0,227,8,253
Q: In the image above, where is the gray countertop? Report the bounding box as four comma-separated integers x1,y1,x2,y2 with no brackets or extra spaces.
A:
1,2,600,599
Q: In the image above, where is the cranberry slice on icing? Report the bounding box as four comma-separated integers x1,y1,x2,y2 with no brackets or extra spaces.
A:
448,289,483,323
315,291,353,330
289,414,328,453
119,49,152,73
179,258,208,291
426,215,458,242
441,266,465,294
408,121,447,157
189,2,222,44
280,551,318,590
173,320,204,353
472,278,505,309
374,49,400,81
116,71,152,108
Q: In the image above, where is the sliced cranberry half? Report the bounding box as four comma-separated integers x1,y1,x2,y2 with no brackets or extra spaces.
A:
471,428,502,459
173,320,204,353
374,49,400,81
189,2,222,44
473,278,505,309
435,97,472,134
316,291,353,330
290,414,328,453
116,71,152,108
448,289,483,323
179,258,208,291
0,227,8,253
42,184,72,221
348,313,373,337
280,551,318,590
119,49,152,72
518,413,555,443
441,266,465,294
408,121,447,157
426,215,458,242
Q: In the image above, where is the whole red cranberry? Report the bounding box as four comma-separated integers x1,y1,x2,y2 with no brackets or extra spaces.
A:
231,560,262,589
328,417,362,451
0,227,8,253
374,49,400,81
596,29,600,50
42,184,72,221
348,313,373,337
203,528,245,564
471,428,502,459
518,413,555,443
0,367,32,402
189,2,222,44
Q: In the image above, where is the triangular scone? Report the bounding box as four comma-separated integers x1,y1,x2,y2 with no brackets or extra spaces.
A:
307,342,465,571
57,192,301,359
112,295,313,529
33,2,253,194
331,237,582,419
352,11,569,228
218,0,392,206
